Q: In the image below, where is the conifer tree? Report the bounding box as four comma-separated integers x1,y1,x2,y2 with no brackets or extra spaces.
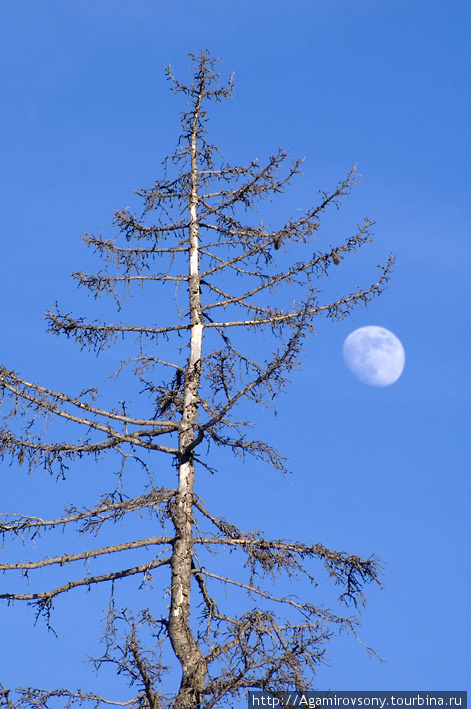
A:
0,51,393,709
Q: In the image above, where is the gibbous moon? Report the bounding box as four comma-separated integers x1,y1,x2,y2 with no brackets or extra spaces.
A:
343,326,405,387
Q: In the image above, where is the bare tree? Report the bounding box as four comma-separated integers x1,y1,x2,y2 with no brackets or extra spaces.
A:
0,51,393,709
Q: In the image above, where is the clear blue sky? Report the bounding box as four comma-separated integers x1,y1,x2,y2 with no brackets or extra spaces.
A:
1,0,470,698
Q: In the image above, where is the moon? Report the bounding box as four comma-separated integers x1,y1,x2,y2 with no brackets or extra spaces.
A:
343,326,405,387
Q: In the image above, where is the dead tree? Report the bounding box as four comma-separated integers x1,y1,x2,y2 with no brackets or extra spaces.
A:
0,51,393,709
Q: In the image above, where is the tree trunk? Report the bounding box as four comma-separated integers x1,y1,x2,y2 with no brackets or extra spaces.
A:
168,92,207,709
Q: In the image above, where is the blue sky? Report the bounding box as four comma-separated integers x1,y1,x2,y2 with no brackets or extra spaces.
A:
1,0,470,699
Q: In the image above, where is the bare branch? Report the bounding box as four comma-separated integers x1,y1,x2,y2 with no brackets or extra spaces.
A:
0,536,172,572
0,366,178,429
0,490,174,538
0,556,171,603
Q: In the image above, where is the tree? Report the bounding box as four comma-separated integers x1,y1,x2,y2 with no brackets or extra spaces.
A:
0,51,393,709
